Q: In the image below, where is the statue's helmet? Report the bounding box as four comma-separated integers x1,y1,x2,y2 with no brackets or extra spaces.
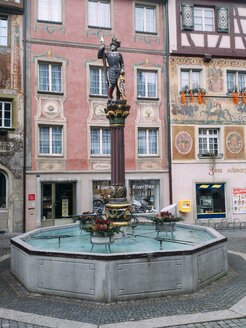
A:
110,38,121,48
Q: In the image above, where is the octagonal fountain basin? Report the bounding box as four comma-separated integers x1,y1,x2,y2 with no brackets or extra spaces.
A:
11,222,228,302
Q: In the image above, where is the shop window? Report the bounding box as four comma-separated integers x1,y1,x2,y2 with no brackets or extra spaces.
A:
0,172,6,208
38,62,62,93
90,66,107,96
129,179,159,212
135,4,156,34
39,125,63,155
198,128,219,157
91,127,111,156
92,180,110,211
0,16,8,46
88,0,111,28
37,0,62,23
196,183,225,219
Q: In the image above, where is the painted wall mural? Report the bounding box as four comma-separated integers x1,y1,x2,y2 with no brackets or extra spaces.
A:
172,126,195,160
170,57,246,124
224,126,245,160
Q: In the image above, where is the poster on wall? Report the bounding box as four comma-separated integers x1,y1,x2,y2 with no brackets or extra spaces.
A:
62,198,69,217
232,188,246,214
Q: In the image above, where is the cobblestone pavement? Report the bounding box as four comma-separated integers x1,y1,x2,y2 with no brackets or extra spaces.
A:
0,230,246,327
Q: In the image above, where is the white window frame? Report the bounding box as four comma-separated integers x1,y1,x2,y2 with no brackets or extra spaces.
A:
135,4,156,34
138,128,158,156
39,125,63,156
38,62,62,93
137,70,158,99
180,68,203,91
198,128,219,156
90,127,111,156
90,66,107,96
0,16,8,46
88,0,111,28
0,100,12,128
227,70,246,93
194,7,215,32
37,0,62,23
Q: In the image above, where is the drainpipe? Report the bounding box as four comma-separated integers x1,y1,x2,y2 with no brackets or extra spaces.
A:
22,0,27,232
163,0,173,204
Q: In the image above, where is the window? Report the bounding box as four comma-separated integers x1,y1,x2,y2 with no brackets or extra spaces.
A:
0,100,12,128
227,71,246,93
39,126,63,155
0,172,6,208
90,67,107,96
196,183,225,219
38,62,62,93
129,179,160,212
91,127,111,155
0,16,8,46
182,5,229,33
138,128,158,156
137,70,157,98
88,0,110,28
135,4,156,34
198,128,219,156
37,0,62,23
181,69,202,91
194,7,214,32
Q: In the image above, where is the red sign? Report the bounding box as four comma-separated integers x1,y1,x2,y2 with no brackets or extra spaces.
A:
28,194,35,201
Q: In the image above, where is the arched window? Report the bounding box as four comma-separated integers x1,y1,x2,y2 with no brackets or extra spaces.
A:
0,172,6,208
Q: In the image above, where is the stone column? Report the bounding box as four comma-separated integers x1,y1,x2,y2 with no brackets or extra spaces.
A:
104,100,130,222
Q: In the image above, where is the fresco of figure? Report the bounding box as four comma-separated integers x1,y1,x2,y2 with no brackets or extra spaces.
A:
98,37,126,102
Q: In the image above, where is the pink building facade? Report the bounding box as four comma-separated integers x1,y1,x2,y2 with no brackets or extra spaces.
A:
25,0,169,230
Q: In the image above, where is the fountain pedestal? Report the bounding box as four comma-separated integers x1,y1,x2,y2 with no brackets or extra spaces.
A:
104,100,130,224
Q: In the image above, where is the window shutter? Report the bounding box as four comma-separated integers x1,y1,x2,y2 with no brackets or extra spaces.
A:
181,3,194,31
217,7,229,32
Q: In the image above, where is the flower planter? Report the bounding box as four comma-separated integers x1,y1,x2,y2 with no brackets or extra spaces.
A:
155,222,176,233
90,233,115,253
90,233,115,245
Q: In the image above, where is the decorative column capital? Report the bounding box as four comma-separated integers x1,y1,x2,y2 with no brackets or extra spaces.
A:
104,100,130,126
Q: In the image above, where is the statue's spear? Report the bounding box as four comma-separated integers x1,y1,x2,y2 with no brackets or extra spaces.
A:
100,36,109,88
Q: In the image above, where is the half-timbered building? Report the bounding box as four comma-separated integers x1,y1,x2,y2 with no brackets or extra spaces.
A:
169,0,246,222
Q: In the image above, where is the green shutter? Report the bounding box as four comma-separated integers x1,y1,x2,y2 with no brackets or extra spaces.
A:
217,7,229,33
181,3,194,31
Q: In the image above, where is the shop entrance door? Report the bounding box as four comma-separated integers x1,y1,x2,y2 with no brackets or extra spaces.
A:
41,182,75,223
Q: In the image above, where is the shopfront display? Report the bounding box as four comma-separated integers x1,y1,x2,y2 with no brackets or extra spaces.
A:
196,183,226,219
92,180,111,210
129,179,160,212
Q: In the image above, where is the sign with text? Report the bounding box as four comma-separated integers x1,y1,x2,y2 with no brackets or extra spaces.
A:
232,188,246,214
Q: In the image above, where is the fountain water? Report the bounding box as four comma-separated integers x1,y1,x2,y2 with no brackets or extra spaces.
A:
11,221,227,302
